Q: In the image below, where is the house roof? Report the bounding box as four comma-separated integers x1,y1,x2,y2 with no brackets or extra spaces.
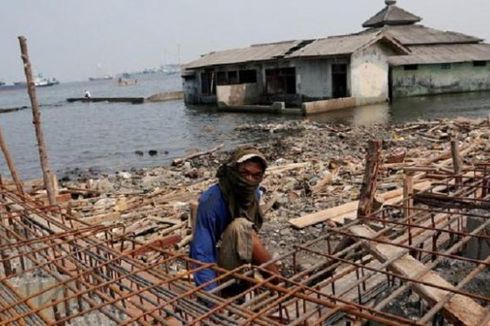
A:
287,32,409,58
389,43,490,65
362,25,482,46
184,33,410,70
184,41,300,69
362,0,421,28
183,2,487,71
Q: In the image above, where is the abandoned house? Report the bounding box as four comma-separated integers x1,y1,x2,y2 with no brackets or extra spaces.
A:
181,0,490,112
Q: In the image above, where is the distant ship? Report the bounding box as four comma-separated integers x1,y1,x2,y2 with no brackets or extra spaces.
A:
1,74,60,90
34,74,60,87
0,79,24,91
88,75,113,81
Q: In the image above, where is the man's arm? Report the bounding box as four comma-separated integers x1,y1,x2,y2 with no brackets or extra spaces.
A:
251,232,280,276
190,197,220,291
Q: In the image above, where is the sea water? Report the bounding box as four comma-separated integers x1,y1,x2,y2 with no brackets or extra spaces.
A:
1,72,490,179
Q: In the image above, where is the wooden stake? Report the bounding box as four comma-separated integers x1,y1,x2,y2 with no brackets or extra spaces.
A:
450,140,463,188
0,125,24,194
18,36,56,205
357,140,382,218
403,171,414,219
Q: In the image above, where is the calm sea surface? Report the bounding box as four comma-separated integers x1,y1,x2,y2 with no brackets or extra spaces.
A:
1,72,490,179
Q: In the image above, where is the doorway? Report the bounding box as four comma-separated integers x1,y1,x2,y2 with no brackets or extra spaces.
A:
332,64,348,98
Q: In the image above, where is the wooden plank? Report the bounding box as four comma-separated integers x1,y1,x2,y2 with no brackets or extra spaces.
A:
83,212,121,225
349,225,486,326
289,201,358,228
127,235,182,257
289,181,432,228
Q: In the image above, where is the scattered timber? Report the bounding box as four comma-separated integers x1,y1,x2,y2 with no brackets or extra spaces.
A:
349,224,487,325
67,97,145,104
289,181,432,228
172,144,224,166
0,115,489,325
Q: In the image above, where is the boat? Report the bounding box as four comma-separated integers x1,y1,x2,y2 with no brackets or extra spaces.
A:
0,81,26,91
34,74,60,87
88,75,113,81
3,74,60,89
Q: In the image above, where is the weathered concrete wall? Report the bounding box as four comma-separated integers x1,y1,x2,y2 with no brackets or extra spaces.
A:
216,83,260,105
392,61,490,98
302,96,386,115
296,59,332,99
146,91,184,102
182,75,199,104
351,43,393,99
182,63,265,105
217,101,286,113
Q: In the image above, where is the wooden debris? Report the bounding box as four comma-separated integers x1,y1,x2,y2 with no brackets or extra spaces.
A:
289,181,433,228
450,139,463,187
349,224,487,326
128,235,182,257
289,201,358,228
172,144,224,166
0,125,24,194
357,140,382,218
311,167,339,194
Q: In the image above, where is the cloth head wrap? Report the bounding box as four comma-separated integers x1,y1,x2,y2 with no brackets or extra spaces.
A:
216,147,267,230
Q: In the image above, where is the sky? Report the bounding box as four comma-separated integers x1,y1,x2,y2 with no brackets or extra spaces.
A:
1,0,490,82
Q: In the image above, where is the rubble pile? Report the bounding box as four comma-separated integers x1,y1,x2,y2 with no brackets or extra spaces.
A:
49,117,490,257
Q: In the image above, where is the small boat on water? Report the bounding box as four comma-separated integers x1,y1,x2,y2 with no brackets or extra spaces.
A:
35,74,60,87
0,81,26,91
1,74,60,90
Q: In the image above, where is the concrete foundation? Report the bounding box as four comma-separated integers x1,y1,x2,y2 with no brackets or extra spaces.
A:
464,215,490,260
302,96,387,115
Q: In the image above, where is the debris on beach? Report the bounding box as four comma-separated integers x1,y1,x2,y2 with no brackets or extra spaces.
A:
1,117,489,324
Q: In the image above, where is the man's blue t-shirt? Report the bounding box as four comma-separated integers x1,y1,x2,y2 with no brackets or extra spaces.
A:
189,184,261,291
190,184,232,291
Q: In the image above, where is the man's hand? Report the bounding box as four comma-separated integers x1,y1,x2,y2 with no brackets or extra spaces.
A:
251,232,282,284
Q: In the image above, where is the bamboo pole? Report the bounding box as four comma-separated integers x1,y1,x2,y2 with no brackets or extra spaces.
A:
0,125,24,194
18,36,57,205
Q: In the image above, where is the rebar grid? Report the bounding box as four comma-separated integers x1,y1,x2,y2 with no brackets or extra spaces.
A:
0,186,423,325
0,169,488,325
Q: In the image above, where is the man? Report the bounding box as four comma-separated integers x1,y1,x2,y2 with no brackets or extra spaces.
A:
190,147,279,297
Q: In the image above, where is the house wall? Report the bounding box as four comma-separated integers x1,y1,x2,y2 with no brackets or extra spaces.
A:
182,76,199,104
351,43,394,99
294,58,352,100
182,63,264,105
295,59,332,99
392,61,490,98
216,83,260,105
